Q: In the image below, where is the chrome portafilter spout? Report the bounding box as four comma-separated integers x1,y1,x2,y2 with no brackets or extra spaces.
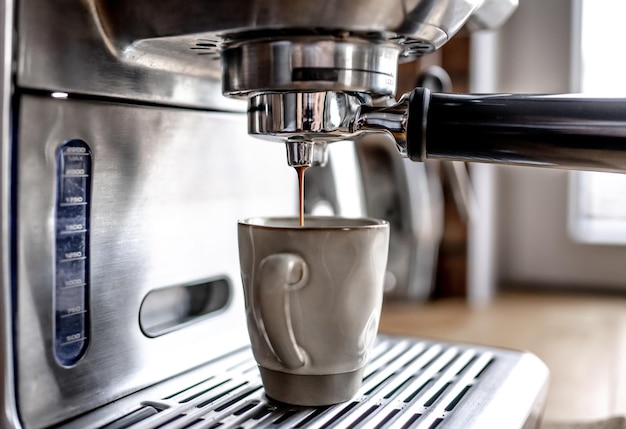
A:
285,141,329,167
248,91,367,167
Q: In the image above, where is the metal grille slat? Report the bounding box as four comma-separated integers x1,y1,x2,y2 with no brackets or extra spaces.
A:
215,401,280,429
391,351,495,429
361,339,417,380
128,379,258,429
359,342,431,396
178,386,267,429
415,349,480,409
330,346,454,428
333,347,482,429
417,353,496,429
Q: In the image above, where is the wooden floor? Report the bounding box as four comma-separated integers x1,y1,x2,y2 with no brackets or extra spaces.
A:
378,289,626,427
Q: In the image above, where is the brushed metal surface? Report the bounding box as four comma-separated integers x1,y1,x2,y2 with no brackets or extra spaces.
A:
16,0,242,111
94,0,487,67
95,0,480,42
16,94,297,428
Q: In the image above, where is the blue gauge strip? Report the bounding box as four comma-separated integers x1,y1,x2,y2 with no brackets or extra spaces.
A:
54,140,91,366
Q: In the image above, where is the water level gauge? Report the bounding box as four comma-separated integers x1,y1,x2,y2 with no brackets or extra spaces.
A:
54,140,92,366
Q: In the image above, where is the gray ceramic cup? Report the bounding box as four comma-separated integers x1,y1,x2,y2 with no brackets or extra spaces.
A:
238,216,390,406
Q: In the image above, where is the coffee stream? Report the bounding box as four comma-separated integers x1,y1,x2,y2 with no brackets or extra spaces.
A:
295,166,308,226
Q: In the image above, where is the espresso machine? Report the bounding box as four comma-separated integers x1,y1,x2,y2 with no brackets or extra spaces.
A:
12,0,621,427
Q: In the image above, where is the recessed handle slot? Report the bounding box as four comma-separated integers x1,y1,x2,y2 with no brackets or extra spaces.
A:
140,277,231,337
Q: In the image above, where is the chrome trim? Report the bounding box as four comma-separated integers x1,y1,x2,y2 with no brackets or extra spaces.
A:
222,38,400,97
0,0,18,427
248,92,364,143
467,0,519,30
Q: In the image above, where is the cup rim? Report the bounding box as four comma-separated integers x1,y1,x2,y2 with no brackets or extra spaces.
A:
238,215,389,230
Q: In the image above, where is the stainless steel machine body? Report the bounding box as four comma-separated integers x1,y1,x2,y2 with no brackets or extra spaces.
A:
0,1,549,428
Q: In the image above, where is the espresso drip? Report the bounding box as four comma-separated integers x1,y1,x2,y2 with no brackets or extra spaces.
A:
295,166,308,226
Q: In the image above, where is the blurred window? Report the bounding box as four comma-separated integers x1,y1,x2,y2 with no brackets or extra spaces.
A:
569,0,626,244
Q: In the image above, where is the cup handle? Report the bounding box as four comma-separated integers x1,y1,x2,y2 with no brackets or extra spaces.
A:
258,253,309,369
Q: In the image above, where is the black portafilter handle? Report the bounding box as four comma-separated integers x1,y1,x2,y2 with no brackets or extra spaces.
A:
406,87,626,173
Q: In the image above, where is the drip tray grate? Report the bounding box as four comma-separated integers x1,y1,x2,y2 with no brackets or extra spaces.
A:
69,336,548,429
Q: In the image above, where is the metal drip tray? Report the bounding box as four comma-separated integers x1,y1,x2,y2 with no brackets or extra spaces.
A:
60,336,548,429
